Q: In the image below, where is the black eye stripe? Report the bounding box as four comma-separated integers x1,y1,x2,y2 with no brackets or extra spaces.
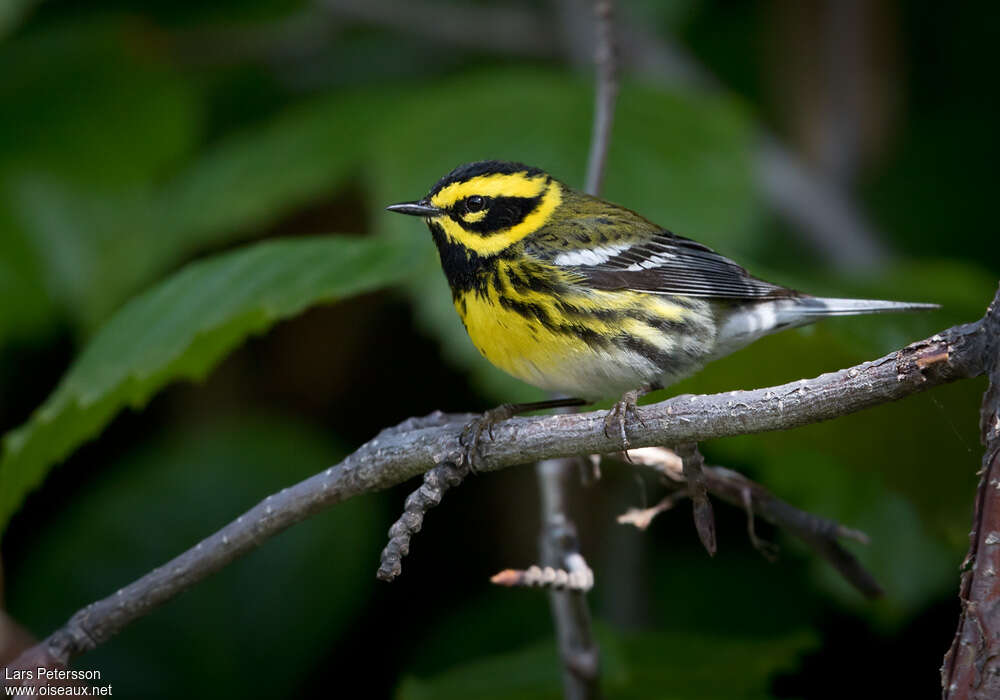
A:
464,195,485,212
452,195,543,235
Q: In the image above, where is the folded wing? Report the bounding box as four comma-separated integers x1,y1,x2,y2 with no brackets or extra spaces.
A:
554,229,795,300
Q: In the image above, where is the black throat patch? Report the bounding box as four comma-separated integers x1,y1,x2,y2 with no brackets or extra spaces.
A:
428,221,493,297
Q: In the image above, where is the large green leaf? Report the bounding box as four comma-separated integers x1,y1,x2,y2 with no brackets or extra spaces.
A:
155,91,384,258
0,235,412,533
4,92,377,334
0,20,384,341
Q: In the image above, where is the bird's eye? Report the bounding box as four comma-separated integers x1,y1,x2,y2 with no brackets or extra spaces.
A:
464,196,485,213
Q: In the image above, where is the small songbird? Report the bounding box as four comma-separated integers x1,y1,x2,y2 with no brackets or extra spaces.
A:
387,160,937,449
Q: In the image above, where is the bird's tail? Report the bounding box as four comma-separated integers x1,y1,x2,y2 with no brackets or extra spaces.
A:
713,295,939,359
779,296,940,322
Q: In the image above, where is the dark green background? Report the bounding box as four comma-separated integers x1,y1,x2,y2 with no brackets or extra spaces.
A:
1,0,997,697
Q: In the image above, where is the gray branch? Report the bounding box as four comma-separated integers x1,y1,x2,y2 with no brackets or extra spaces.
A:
376,460,468,581
537,2,617,696
676,442,717,556
2,293,995,685
537,457,600,696
583,0,618,197
620,450,881,598
698,465,881,598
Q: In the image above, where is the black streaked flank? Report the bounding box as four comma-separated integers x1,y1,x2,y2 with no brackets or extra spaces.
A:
613,334,678,374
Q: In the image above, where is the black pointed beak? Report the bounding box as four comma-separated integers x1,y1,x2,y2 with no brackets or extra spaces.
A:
385,200,442,217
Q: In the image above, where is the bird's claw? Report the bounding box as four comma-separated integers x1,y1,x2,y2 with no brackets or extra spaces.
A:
460,404,517,473
603,390,645,457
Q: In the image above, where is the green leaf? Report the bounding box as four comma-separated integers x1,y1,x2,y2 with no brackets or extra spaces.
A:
2,84,380,337
5,87,376,333
0,235,412,534
155,92,384,257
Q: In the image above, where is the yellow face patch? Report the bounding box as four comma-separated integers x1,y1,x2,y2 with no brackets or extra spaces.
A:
430,180,563,257
460,209,487,224
429,172,549,209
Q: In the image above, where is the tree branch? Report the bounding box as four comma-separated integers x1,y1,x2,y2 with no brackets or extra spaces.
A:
619,447,882,598
376,460,469,581
583,0,618,196
491,554,595,592
700,466,882,598
535,2,617,696
3,299,994,683
536,457,600,696
943,287,1000,698
676,442,717,556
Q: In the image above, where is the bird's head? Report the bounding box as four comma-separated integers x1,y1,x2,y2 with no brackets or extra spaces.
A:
386,161,564,256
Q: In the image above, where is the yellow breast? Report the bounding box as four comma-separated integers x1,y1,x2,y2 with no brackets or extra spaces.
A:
457,285,588,389
453,260,697,398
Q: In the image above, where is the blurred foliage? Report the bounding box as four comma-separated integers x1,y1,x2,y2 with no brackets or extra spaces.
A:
0,0,996,697
400,625,815,699
0,235,411,532
7,416,384,698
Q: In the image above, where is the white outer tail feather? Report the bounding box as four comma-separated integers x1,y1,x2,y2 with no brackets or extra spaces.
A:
786,296,941,318
714,295,939,359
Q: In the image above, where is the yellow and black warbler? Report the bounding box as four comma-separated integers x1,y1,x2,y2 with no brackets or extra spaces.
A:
388,160,936,445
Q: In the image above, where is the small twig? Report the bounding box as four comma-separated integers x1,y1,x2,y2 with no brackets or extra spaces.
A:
584,0,618,196
621,449,883,598
617,491,688,531
376,460,469,581
739,486,779,562
676,443,717,556
492,554,595,593
536,457,600,697
704,467,882,597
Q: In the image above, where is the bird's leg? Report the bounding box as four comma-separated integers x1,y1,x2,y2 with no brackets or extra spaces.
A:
604,384,659,455
460,397,587,472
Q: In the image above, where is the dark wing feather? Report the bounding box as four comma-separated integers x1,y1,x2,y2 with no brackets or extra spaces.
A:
574,231,794,300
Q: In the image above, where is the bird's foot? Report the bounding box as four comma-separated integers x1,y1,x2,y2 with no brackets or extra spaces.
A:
460,404,518,473
604,389,646,457
459,397,587,473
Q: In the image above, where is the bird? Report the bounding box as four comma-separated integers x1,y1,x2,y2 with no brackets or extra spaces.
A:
387,160,937,456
